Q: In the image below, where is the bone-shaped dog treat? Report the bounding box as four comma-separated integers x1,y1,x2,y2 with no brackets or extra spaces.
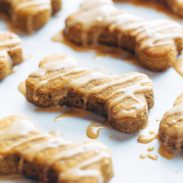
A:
0,31,23,80
159,93,183,150
64,0,183,71
26,54,154,133
0,0,62,33
114,0,183,18
0,115,113,183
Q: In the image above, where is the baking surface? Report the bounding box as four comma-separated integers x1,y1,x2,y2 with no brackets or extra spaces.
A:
0,0,183,182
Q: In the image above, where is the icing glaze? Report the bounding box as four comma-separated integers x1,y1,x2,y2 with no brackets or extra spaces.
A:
0,117,36,141
0,32,21,51
13,0,50,12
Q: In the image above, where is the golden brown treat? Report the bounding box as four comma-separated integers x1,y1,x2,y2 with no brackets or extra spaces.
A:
167,0,183,17
64,0,183,71
0,31,23,80
26,54,154,133
115,0,183,18
159,93,183,150
0,115,113,183
0,0,62,33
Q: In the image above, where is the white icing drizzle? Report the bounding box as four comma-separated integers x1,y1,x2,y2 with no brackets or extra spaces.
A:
29,55,152,122
4,133,49,152
107,84,149,119
71,71,106,86
66,0,183,48
0,51,13,66
0,32,21,51
0,32,22,71
0,118,36,141
14,0,50,11
42,142,107,182
21,137,69,161
0,39,21,49
0,116,111,182
59,152,110,182
31,56,78,77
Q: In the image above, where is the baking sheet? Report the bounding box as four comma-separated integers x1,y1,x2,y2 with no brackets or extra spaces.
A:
0,0,183,182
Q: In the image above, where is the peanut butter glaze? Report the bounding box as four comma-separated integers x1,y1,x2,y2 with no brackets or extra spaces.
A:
137,133,157,144
18,81,26,96
86,122,105,139
55,108,90,121
147,154,158,160
147,146,155,152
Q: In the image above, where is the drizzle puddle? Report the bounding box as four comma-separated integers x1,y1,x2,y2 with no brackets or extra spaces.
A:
149,130,155,135
35,106,61,113
137,133,157,144
18,81,26,96
147,154,158,161
55,107,91,121
139,153,158,161
173,55,183,77
147,146,155,152
52,31,139,66
158,144,175,160
0,174,22,180
86,122,105,139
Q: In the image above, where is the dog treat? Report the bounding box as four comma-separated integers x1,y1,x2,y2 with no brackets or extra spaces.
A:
64,0,183,71
26,54,154,133
0,31,23,80
114,0,183,18
165,0,183,17
0,0,62,33
159,93,183,150
0,115,113,183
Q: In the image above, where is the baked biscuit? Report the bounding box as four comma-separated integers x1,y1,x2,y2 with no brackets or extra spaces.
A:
64,0,183,71
26,54,154,133
0,0,62,33
159,93,183,150
0,115,113,183
167,0,183,18
114,0,183,18
0,31,23,80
